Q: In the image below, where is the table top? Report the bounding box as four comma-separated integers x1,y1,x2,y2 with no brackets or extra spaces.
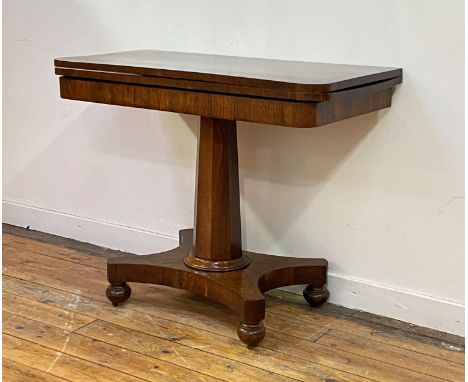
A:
55,50,402,127
55,50,402,97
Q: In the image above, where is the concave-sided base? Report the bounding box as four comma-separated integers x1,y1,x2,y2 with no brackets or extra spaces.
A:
107,229,329,346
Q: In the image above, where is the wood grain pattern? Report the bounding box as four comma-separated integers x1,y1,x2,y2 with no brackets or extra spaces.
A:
3,334,147,382
58,76,396,128
4,312,222,382
316,330,463,380
3,227,465,382
187,118,247,269
267,300,465,365
7,226,461,360
3,292,94,331
107,229,327,340
2,358,68,382
54,50,402,93
55,67,402,102
3,276,364,382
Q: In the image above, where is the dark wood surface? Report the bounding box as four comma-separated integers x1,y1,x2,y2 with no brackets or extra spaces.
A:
107,229,328,346
56,50,402,127
59,76,396,128
55,67,340,102
55,50,402,93
185,118,250,271
54,51,402,346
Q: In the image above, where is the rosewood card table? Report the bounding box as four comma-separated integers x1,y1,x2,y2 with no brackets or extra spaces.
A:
54,50,402,346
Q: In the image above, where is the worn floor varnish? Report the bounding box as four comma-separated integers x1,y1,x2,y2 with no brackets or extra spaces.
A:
2,225,465,381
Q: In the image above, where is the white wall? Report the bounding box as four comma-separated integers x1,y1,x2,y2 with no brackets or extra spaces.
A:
3,0,464,335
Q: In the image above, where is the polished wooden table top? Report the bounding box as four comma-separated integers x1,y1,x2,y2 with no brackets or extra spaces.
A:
55,50,401,93
56,50,401,127
55,50,402,104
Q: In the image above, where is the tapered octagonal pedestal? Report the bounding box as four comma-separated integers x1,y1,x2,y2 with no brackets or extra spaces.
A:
106,117,329,346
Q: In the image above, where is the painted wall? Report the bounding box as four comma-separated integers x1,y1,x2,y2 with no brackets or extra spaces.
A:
3,0,464,335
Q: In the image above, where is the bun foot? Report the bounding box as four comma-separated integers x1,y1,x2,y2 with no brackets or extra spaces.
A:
237,322,266,346
303,284,329,307
106,282,131,306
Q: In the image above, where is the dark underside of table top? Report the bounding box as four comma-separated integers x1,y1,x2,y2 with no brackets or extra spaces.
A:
55,50,402,127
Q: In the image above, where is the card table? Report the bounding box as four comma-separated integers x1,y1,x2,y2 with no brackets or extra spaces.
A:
55,50,402,346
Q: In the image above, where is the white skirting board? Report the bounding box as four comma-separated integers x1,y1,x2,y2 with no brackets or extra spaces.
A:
3,200,464,336
2,200,177,255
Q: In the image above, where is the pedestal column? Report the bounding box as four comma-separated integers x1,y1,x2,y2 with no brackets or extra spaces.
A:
184,117,250,271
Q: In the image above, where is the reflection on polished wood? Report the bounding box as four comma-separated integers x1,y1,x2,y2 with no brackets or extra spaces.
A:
55,49,402,94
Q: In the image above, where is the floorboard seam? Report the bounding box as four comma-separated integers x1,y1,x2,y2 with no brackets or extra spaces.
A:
4,333,219,382
268,308,466,360
2,356,74,382
4,273,460,381
313,341,462,382
3,292,307,382
4,243,107,271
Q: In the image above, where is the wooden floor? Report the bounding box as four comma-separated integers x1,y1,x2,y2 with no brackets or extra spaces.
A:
2,225,464,382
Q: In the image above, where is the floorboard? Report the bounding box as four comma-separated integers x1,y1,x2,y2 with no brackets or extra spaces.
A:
2,225,465,382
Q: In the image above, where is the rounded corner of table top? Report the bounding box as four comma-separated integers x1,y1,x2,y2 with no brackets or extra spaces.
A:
54,50,402,127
